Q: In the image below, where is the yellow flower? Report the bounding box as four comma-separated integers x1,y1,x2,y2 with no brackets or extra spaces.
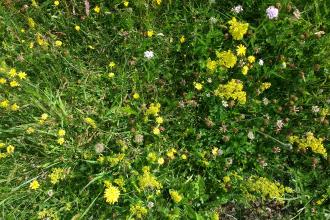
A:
156,116,163,124
248,55,256,63
154,0,162,5
157,157,165,165
146,103,161,116
206,59,217,72
6,145,15,154
58,129,65,137
193,82,203,91
169,190,183,203
54,0,59,6
84,117,97,128
228,17,249,40
49,168,66,184
27,127,35,134
138,169,162,189
75,25,80,31
179,35,186,43
108,61,116,68
216,50,237,68
94,6,101,13
55,40,62,47
153,127,160,135
57,137,65,145
108,72,115,78
104,185,120,204
236,44,246,56
18,71,27,79
223,176,230,183
147,30,154,37
29,180,40,190
212,147,219,156
0,99,9,108
181,154,187,160
41,113,48,120
0,78,6,84
133,93,140,99
10,81,19,87
8,68,17,77
123,1,129,7
242,65,249,75
130,203,148,219
27,17,36,29
11,103,20,111
214,79,246,105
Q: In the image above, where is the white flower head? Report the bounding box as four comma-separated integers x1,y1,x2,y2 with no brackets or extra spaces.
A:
258,59,264,66
222,100,228,108
209,17,218,24
144,50,154,59
263,97,270,106
311,106,320,113
232,5,243,14
266,6,279,19
247,131,255,140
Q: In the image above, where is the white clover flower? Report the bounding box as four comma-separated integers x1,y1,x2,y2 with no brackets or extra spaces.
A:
258,59,264,66
263,97,270,106
266,6,279,19
276,120,284,130
247,131,255,140
209,17,218,24
311,106,320,113
231,5,243,14
144,50,154,59
222,100,228,108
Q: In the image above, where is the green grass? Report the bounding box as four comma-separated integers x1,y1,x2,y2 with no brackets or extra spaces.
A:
0,0,329,219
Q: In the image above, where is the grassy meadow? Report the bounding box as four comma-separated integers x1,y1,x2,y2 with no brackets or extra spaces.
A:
0,0,329,219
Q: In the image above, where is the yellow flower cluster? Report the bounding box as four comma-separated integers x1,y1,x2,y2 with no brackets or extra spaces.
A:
138,167,162,190
206,59,217,72
146,103,161,116
166,148,177,160
57,129,65,145
259,82,271,93
214,79,247,105
38,113,49,125
216,50,237,68
169,190,183,203
48,168,67,184
0,99,19,111
0,142,15,159
228,17,249,40
104,184,120,205
288,132,327,157
130,202,148,219
246,176,293,203
84,117,97,128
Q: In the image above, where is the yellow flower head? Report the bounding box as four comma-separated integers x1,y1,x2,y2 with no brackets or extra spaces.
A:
216,50,237,68
10,80,20,87
84,117,97,128
133,93,140,99
156,116,163,124
18,71,27,80
207,59,217,72
58,129,66,137
6,145,15,154
147,30,154,37
11,103,20,111
29,180,40,190
41,113,48,120
27,17,36,29
75,25,81,31
108,61,116,68
0,78,7,84
124,1,129,7
248,55,256,63
54,0,59,6
104,185,120,204
55,40,62,47
236,44,246,56
94,6,101,13
157,157,165,165
153,127,160,135
228,17,249,40
0,99,9,108
193,82,203,91
169,190,183,203
179,35,186,43
242,65,249,75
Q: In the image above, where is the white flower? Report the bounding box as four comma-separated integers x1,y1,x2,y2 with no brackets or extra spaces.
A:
209,17,218,24
276,120,284,130
247,131,255,140
231,5,243,14
263,97,270,106
222,100,228,108
156,33,165,37
147,202,154,209
311,106,320,113
258,59,264,66
144,50,154,59
293,9,301,19
266,6,279,19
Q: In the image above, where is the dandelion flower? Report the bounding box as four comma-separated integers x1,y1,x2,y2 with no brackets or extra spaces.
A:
216,50,237,68
18,71,27,79
0,78,6,84
156,116,163,124
133,93,140,99
109,61,116,68
147,30,154,37
75,25,80,31
153,127,160,135
193,82,203,91
54,1,59,6
11,103,20,111
242,65,249,75
30,180,40,190
104,185,120,204
108,72,115,78
10,81,20,87
247,55,256,63
6,145,15,154
236,44,246,56
266,6,279,19
57,138,65,145
58,129,65,137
